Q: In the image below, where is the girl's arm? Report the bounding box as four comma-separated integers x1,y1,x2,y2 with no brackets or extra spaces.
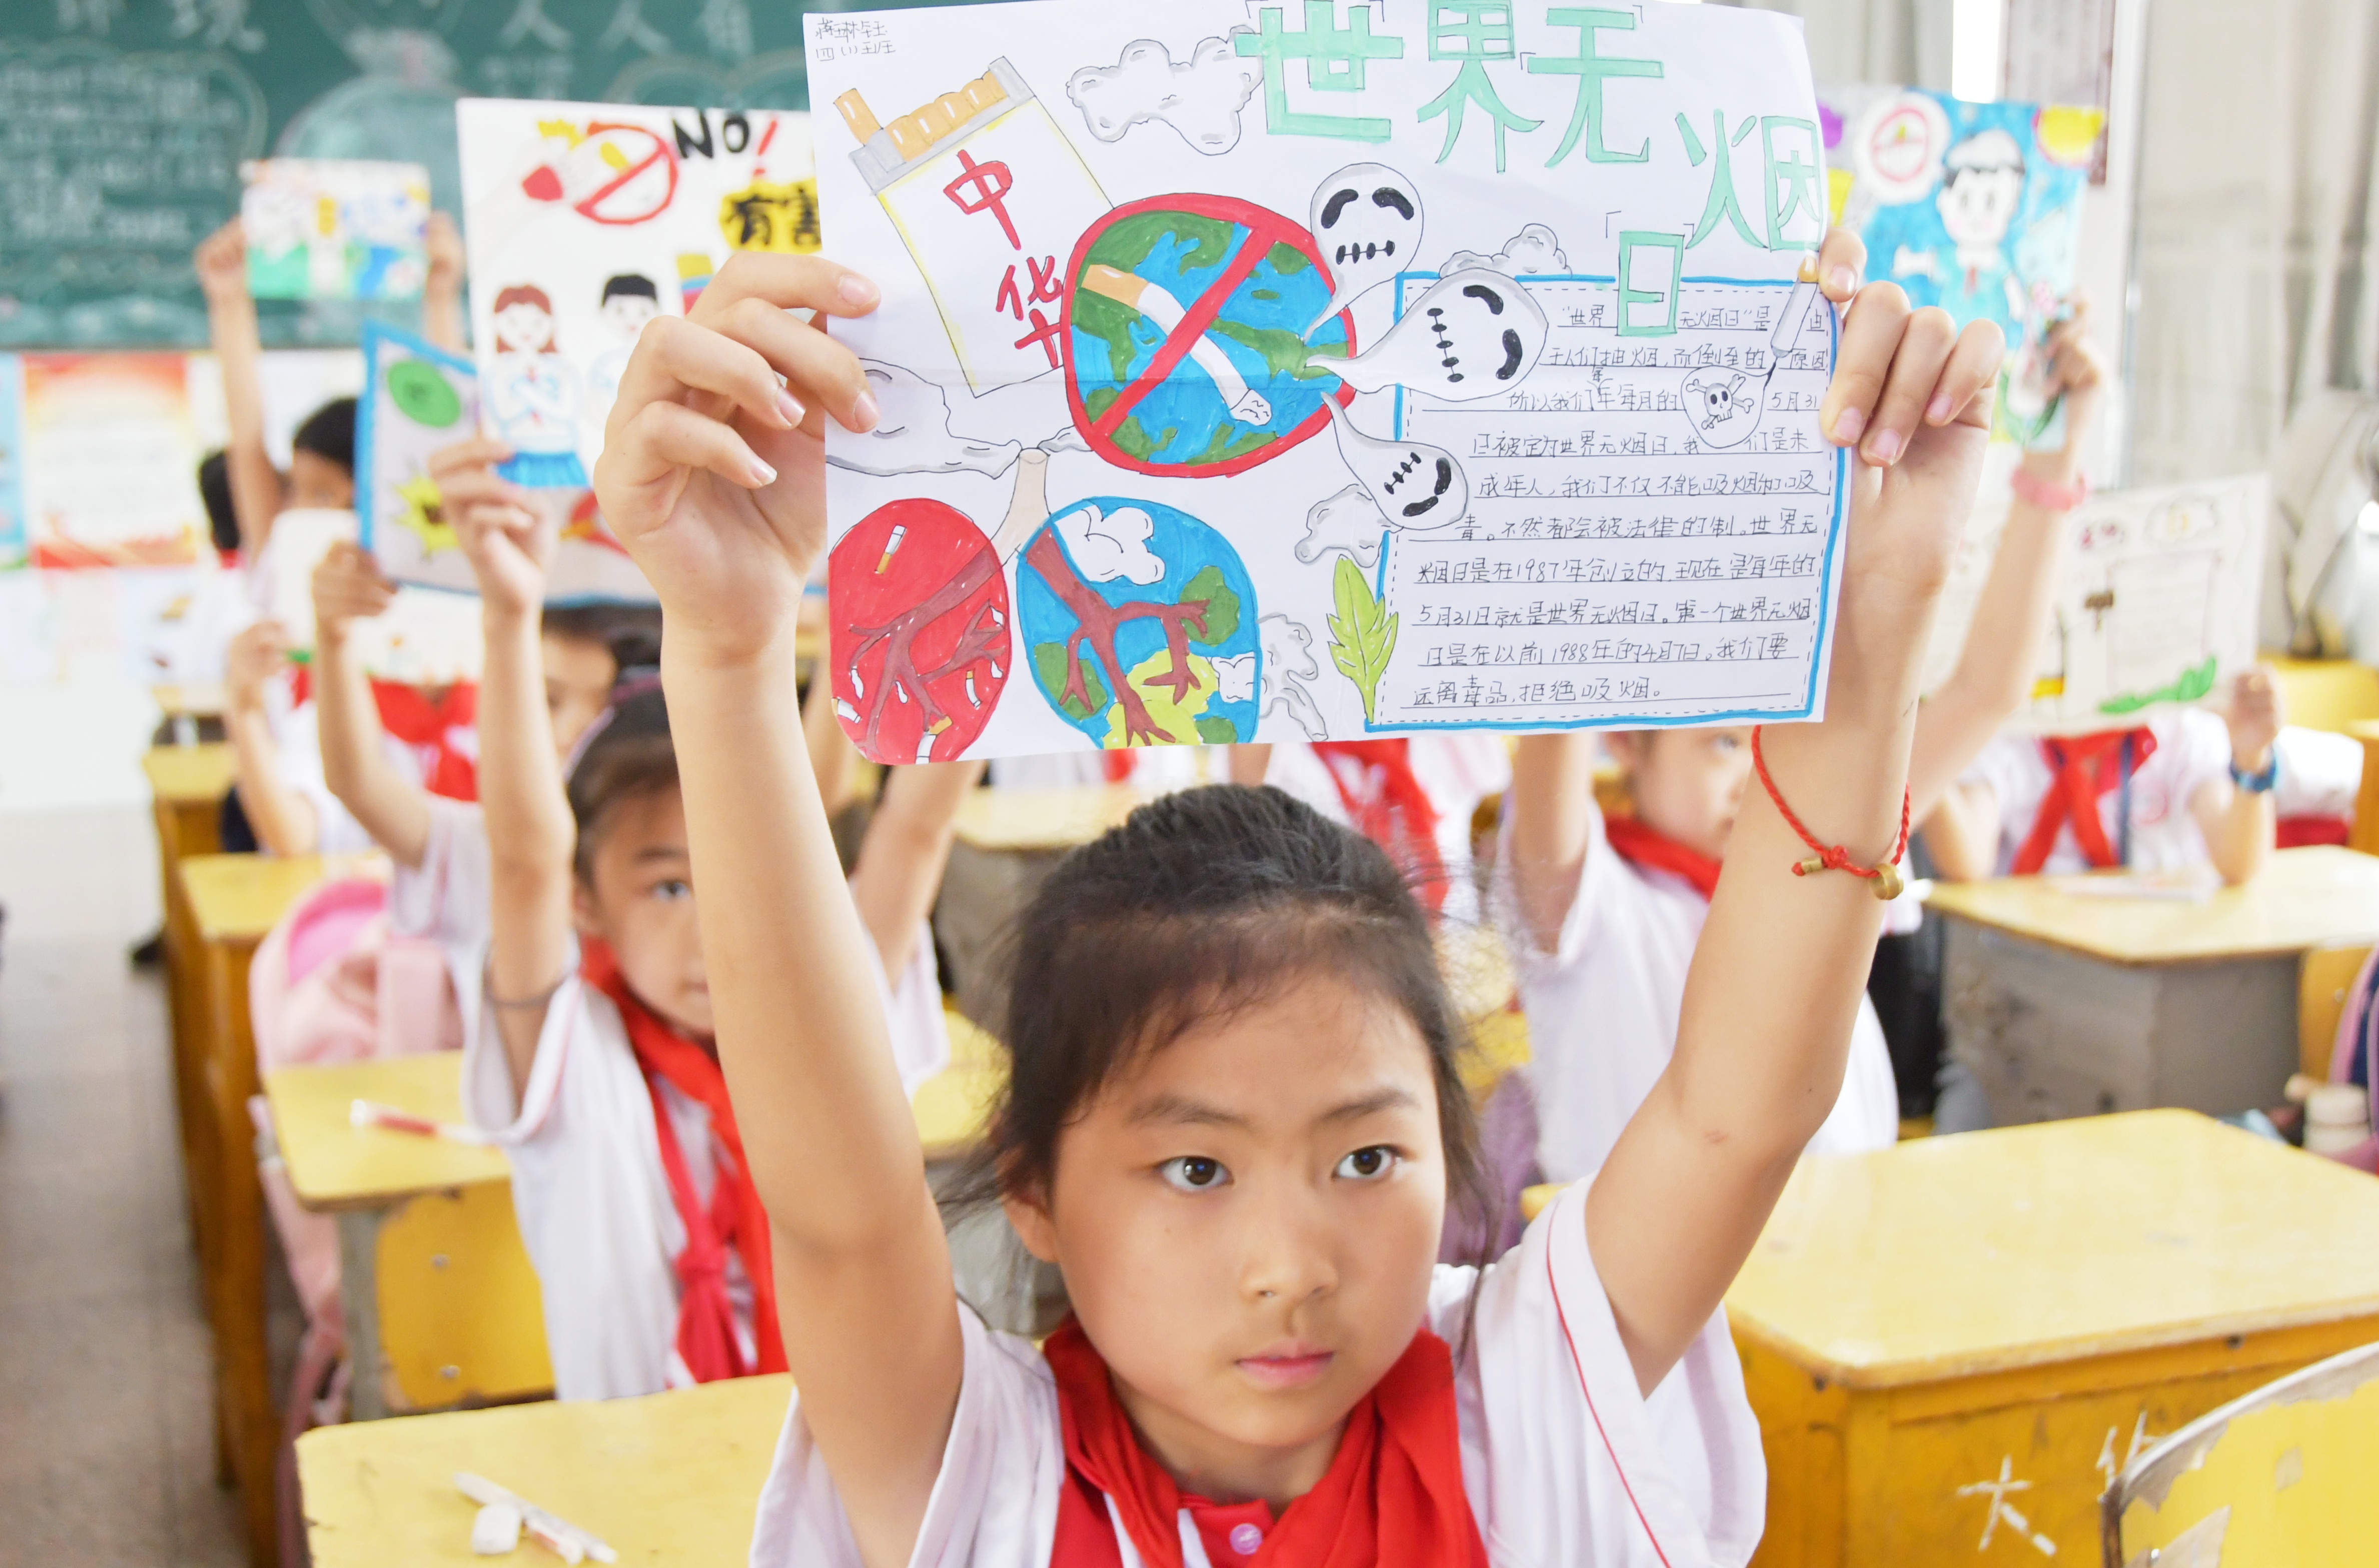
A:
1228,742,1273,786
1918,780,2003,881
802,667,864,820
194,221,284,553
436,438,570,1100
1589,280,2005,1396
223,621,320,857
1505,733,1599,957
1905,306,2106,819
312,542,434,866
2194,668,2281,885
591,255,950,1568
422,213,469,357
850,759,983,984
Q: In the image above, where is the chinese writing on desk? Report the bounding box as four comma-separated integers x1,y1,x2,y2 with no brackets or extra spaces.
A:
1379,278,1841,728
813,16,893,60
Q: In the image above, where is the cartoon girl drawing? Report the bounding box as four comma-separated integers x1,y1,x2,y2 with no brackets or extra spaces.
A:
486,284,588,488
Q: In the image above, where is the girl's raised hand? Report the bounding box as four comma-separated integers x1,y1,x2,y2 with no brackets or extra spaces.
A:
591,254,882,667
311,541,398,643
430,437,553,617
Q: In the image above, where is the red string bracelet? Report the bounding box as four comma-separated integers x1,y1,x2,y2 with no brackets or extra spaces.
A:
1750,726,1912,901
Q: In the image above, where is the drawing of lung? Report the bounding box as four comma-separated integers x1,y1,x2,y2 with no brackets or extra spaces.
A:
1679,366,1764,449
1305,164,1424,338
831,498,1011,764
1065,194,1353,479
1015,497,1261,748
829,360,1025,479
1324,269,1547,402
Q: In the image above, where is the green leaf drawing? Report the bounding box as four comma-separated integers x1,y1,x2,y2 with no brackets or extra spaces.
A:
1180,564,1241,647
1326,556,1397,725
2098,654,2219,716
1195,713,1241,744
1032,641,1108,721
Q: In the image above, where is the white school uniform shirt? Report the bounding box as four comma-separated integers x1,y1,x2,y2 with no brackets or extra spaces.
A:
1500,806,1899,1185
2273,724,2362,822
457,916,952,1402
269,695,390,858
387,795,493,952
1957,708,2235,877
1266,737,1512,920
748,1181,1764,1568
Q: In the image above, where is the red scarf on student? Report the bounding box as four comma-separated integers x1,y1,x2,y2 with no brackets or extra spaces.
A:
579,939,786,1383
285,668,480,802
2012,728,2157,875
1044,1319,1488,1568
1312,741,1449,912
1603,813,1724,901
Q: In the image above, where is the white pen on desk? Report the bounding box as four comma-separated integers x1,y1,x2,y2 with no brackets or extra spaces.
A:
352,1099,493,1145
455,1473,617,1564
1766,251,1823,376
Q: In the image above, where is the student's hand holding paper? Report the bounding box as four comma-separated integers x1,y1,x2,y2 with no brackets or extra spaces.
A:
310,543,397,648
432,437,552,617
225,620,292,715
2219,666,2283,774
591,253,883,670
194,218,248,305
2020,301,2107,483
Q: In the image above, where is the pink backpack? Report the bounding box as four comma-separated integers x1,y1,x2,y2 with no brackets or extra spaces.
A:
2323,945,2379,1173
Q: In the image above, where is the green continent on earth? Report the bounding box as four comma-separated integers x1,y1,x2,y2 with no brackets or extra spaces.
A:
1181,564,1240,646
1087,210,1237,279
1210,319,1344,383
1032,641,1108,721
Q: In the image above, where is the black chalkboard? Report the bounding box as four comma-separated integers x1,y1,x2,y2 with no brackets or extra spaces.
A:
0,0,970,350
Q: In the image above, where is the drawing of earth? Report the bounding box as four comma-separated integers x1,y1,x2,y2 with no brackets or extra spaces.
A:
1015,497,1261,748
1064,194,1353,479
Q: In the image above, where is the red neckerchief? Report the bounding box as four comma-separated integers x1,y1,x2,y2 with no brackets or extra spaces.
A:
2014,729,2157,874
282,671,480,802
1044,1318,1488,1568
1603,813,1724,902
580,939,786,1383
1311,741,1448,912
1102,750,1136,784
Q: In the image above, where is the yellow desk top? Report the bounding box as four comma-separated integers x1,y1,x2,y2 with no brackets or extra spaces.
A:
141,742,237,804
298,1373,791,1565
182,852,385,945
2266,656,2379,733
953,784,1158,852
152,681,228,720
1727,1110,2379,1388
1925,846,2379,965
267,1054,509,1211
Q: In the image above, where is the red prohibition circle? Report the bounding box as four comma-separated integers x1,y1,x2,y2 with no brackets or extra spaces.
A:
1060,192,1356,481
574,122,680,227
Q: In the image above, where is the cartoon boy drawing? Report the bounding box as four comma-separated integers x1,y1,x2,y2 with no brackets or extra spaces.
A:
590,273,661,403
1891,128,2029,342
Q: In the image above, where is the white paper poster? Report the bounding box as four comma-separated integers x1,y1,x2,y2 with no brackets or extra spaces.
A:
808,0,1844,765
241,158,432,303
456,101,819,493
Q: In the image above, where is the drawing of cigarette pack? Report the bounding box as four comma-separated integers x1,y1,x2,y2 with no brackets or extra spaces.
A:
837,60,1111,396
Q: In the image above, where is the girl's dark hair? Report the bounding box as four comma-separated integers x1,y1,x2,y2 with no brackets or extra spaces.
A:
540,602,663,676
291,397,357,477
954,784,1488,1258
565,685,675,884
197,450,239,554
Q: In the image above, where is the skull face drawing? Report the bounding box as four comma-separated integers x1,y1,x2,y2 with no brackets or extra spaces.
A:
1679,366,1763,449
1304,163,1425,337
1325,268,1548,403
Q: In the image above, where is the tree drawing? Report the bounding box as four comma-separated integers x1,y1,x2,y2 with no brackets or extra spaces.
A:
1021,528,1228,748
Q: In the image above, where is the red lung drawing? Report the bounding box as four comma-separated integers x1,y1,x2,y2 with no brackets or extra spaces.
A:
830,498,1010,764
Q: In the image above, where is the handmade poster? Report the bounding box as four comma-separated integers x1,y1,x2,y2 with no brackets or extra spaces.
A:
356,323,658,605
457,100,820,493
18,354,204,569
1922,469,2269,736
809,0,1844,765
241,159,433,303
1818,87,2102,448
250,505,484,686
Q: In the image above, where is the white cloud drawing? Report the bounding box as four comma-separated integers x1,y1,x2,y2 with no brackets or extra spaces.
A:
1296,484,1387,568
1055,503,1165,585
1259,614,1325,739
1067,33,1262,156
1211,652,1256,703
1442,223,1568,278
827,361,1021,479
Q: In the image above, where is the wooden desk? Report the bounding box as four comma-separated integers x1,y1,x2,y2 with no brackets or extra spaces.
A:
144,743,238,1252
154,680,229,724
266,1055,552,1421
1727,1110,2379,1566
953,782,1157,852
2266,655,2379,734
1929,847,2379,1124
299,1374,792,1566
2349,717,2379,857
184,851,377,1568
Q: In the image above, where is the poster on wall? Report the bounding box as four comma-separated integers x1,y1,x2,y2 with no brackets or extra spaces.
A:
355,322,656,604
457,100,820,495
807,0,1845,765
1818,86,2102,448
0,356,24,570
240,158,432,302
1922,465,2269,735
18,354,204,568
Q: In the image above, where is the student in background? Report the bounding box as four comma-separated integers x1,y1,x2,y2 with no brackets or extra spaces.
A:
435,442,973,1400
1500,295,2108,1185
585,245,1995,1566
1232,738,1510,918
309,530,659,957
1922,668,2283,885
